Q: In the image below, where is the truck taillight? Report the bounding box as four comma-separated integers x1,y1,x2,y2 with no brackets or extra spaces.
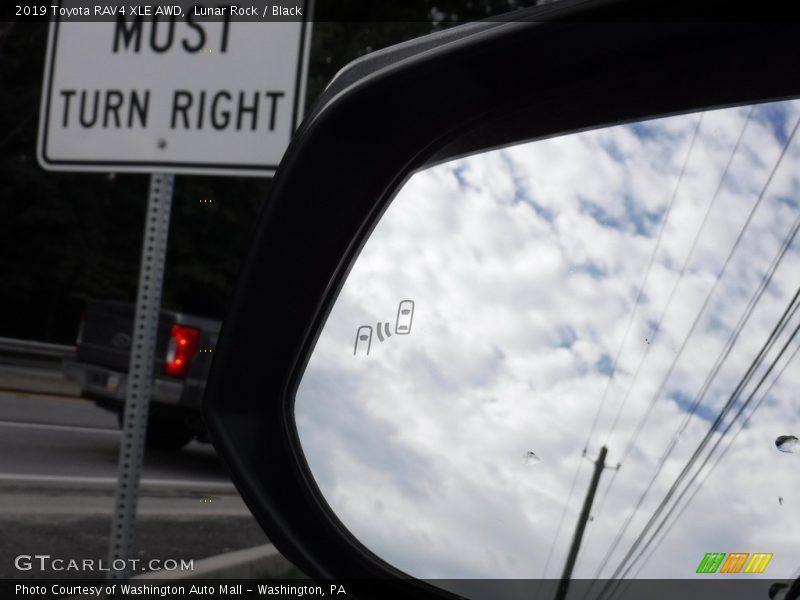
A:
164,325,200,377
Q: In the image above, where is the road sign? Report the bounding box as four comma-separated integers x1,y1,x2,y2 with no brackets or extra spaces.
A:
37,5,311,176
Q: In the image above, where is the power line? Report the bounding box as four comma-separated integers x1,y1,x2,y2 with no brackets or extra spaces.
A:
582,113,704,454
537,114,704,584
619,113,800,462
622,341,800,585
575,109,755,583
589,207,800,582
658,212,800,444
604,314,800,599
587,109,800,582
611,289,800,582
599,287,800,596
602,107,754,447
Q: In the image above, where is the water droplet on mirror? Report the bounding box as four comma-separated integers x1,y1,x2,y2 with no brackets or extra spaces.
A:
775,435,800,453
524,451,541,466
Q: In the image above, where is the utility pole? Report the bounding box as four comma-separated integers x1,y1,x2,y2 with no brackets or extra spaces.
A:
555,445,608,600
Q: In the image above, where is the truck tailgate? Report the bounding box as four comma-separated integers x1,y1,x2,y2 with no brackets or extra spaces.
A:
76,300,171,372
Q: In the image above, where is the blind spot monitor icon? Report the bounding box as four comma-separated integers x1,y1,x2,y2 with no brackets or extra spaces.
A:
353,300,415,356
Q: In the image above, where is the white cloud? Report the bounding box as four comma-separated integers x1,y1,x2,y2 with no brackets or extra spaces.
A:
295,99,800,586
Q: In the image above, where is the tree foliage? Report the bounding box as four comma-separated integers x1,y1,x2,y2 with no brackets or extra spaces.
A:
0,0,530,342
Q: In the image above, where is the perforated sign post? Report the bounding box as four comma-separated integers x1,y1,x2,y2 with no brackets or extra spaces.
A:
37,3,311,579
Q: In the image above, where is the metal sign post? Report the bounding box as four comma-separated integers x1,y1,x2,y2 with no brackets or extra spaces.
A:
36,6,313,581
107,173,174,580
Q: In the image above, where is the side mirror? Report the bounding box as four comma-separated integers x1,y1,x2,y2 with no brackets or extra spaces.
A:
204,1,800,596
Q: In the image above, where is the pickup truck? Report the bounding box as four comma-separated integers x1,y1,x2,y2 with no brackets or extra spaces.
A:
62,299,221,451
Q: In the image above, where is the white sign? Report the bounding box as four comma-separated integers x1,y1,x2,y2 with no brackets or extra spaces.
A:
38,5,311,176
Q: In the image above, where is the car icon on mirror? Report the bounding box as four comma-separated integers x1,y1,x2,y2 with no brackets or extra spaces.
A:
353,325,373,356
395,300,414,335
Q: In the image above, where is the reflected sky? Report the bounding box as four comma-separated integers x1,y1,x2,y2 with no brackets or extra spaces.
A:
295,99,800,586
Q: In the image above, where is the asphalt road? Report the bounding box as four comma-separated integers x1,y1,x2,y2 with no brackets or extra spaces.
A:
0,390,227,481
0,370,270,580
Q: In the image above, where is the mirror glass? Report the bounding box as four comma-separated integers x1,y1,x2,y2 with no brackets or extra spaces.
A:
295,99,800,588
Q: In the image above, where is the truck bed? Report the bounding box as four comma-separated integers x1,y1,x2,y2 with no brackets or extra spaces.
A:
62,299,222,449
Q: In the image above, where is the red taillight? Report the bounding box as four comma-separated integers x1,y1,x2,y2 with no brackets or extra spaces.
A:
164,325,200,377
